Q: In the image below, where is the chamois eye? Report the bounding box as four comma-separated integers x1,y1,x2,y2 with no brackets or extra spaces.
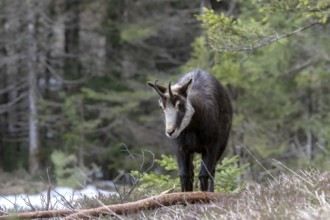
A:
176,103,185,111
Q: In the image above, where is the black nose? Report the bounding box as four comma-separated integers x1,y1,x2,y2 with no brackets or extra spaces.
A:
167,129,175,136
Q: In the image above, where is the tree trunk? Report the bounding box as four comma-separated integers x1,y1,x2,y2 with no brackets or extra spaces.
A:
26,1,41,173
0,12,7,168
104,0,124,74
64,0,81,81
64,0,84,166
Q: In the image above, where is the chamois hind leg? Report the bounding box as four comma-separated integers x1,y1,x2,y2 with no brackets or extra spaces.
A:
177,152,194,192
199,153,216,192
208,168,216,192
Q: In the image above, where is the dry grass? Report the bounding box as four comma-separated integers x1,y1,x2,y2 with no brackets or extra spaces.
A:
83,169,330,220
126,170,329,220
1,169,330,219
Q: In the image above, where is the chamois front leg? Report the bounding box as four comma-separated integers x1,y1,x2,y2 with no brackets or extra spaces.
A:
177,151,194,192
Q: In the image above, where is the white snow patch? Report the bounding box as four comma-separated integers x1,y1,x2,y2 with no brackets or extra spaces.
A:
0,185,118,210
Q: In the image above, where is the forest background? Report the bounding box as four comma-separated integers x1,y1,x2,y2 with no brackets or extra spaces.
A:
0,0,329,186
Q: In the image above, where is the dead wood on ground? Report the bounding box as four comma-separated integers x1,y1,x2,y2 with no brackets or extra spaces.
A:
0,192,224,219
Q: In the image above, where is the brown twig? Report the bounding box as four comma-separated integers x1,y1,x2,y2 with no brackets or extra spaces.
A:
0,192,224,219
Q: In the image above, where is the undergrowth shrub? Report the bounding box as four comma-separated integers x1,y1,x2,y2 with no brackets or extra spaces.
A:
131,154,248,193
51,150,87,188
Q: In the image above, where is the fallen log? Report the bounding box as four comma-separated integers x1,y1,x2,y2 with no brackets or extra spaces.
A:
0,192,223,219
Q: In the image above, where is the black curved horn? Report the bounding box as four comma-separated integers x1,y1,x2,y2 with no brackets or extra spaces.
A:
168,81,174,98
154,80,166,99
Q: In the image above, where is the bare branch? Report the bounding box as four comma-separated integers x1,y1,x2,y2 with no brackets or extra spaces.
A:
0,92,27,115
212,21,321,52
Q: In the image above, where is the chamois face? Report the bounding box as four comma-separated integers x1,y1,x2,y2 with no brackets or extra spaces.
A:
147,79,195,138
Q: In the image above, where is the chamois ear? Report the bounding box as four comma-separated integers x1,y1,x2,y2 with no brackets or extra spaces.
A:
147,80,167,98
179,78,193,97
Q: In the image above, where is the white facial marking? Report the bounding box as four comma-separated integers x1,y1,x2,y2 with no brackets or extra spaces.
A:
164,104,176,138
164,99,195,138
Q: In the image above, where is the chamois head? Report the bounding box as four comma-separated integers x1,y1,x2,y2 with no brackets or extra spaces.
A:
147,79,195,138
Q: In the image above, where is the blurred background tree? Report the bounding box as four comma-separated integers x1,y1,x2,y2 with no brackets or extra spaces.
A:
0,0,329,183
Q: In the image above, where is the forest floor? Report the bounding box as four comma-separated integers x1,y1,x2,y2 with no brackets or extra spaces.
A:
1,169,330,219
99,169,330,220
0,169,48,195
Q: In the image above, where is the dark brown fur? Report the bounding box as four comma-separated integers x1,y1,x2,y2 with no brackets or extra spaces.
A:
148,69,233,192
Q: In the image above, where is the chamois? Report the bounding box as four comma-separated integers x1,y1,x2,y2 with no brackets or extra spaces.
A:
147,69,233,192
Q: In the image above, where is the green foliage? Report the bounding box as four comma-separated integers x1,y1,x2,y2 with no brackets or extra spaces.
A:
260,0,330,23
197,8,269,51
183,37,213,72
131,155,248,193
197,0,330,51
156,154,178,171
214,156,249,192
50,151,87,188
131,155,180,190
